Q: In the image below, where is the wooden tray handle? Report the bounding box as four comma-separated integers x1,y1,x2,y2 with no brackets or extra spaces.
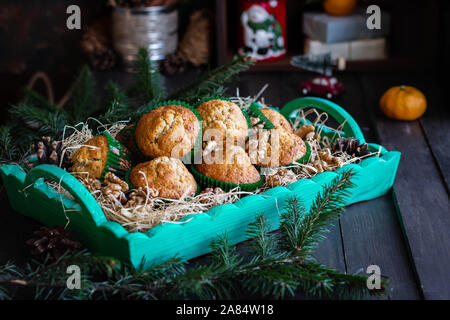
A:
280,97,366,143
24,165,106,225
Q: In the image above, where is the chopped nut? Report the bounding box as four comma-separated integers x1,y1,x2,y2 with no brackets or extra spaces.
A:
265,168,297,187
295,124,315,139
101,172,129,204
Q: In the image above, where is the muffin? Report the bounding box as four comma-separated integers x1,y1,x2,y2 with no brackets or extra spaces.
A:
128,156,197,199
72,132,133,180
134,104,200,159
248,128,306,167
260,108,293,133
197,99,248,145
194,145,261,190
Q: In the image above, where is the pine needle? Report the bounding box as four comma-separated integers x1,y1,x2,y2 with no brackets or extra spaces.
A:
280,170,355,259
65,65,98,123
131,47,166,103
169,55,254,103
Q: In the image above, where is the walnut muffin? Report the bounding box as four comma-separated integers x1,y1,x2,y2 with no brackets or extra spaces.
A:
197,99,248,145
72,135,109,179
134,104,200,159
248,128,306,167
72,133,132,179
195,145,260,185
260,108,293,133
128,156,197,199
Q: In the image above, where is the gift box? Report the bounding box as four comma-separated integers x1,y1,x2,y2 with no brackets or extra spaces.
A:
304,37,387,61
302,11,391,44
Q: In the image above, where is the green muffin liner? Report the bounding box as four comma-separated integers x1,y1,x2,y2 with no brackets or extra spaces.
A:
125,167,200,198
133,100,203,163
296,141,311,165
99,131,134,181
124,168,134,190
191,164,264,192
247,102,276,129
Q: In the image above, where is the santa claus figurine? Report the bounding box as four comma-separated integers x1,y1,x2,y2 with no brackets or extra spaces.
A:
239,0,287,62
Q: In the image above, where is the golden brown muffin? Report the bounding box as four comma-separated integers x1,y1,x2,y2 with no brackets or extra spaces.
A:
195,145,260,185
260,108,293,133
128,157,197,199
248,128,306,167
135,105,200,159
197,99,248,145
72,135,109,179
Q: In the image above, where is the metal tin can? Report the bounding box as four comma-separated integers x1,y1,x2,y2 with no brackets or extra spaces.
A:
112,4,178,68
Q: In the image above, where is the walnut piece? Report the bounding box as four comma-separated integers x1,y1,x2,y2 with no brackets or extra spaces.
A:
265,168,297,187
295,124,315,139
101,172,129,204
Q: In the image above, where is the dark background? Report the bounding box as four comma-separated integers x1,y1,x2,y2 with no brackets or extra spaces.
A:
0,0,449,116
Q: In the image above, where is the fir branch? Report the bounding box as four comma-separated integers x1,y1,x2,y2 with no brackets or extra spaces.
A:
131,48,166,103
65,65,98,124
98,82,133,124
209,234,242,269
246,214,278,260
21,87,57,111
8,103,70,139
300,262,388,299
169,55,254,103
0,126,19,163
280,170,355,259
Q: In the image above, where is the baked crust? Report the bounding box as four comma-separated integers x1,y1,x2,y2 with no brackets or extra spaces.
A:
71,135,109,179
260,108,293,133
197,99,248,145
129,156,197,199
195,145,260,185
135,105,200,158
248,128,306,167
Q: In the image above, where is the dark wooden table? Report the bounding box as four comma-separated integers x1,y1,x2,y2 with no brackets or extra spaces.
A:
1,70,449,300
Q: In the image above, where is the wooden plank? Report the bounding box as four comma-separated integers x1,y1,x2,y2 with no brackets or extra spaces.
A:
418,84,450,193
335,74,420,299
341,197,421,299
361,74,450,299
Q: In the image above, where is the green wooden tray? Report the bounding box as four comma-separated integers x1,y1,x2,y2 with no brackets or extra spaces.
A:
0,97,400,270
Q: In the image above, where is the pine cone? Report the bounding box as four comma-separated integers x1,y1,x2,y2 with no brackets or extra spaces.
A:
160,54,186,76
32,136,71,169
81,18,117,71
178,10,212,66
26,226,82,260
333,137,370,158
